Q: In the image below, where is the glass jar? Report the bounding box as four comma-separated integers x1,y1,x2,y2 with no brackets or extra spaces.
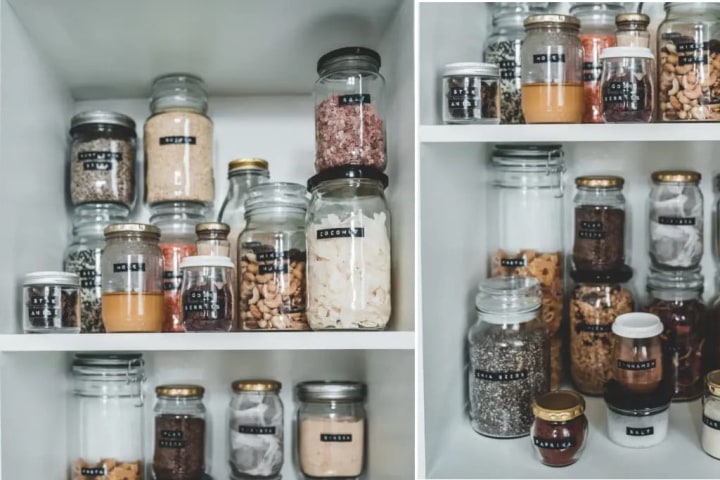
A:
306,166,391,330
180,255,235,332
218,158,270,264
531,390,588,467
570,3,623,123
102,223,164,332
468,276,549,438
658,3,720,122
22,271,80,333
702,370,720,459
611,312,664,395
570,267,634,396
489,144,565,336
238,182,309,330
573,175,626,272
646,269,705,401
441,63,500,124
229,380,284,479
604,379,671,448
314,47,386,172
196,222,231,256
521,14,584,123
615,13,651,48
600,46,655,123
296,381,367,479
64,203,129,333
708,275,720,375
144,73,215,204
153,385,206,480
648,170,703,270
69,111,137,209
150,201,207,332
70,353,145,480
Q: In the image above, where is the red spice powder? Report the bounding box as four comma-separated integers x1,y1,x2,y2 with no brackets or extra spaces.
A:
160,243,197,332
580,34,616,123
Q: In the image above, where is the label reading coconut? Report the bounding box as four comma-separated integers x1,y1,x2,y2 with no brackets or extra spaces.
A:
162,271,182,291
79,269,99,289
80,467,106,476
338,94,371,106
533,437,576,449
320,433,353,442
500,258,526,268
703,415,720,430
184,290,220,313
626,426,654,436
317,227,365,240
160,136,196,145
238,425,277,435
617,359,656,370
474,369,528,381
498,59,518,79
578,323,613,333
658,216,696,226
533,53,565,64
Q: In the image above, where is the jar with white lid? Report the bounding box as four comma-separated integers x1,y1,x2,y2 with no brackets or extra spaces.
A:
702,370,720,458
196,222,231,257
22,271,80,333
615,13,650,48
611,313,665,395
180,255,235,332
441,62,500,124
600,47,655,123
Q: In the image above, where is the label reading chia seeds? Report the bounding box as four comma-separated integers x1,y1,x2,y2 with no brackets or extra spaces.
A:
474,369,528,381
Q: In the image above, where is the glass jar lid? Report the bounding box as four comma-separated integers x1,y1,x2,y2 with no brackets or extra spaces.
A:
475,275,542,319
307,165,389,191
651,170,701,184
232,380,282,393
492,144,564,171
442,62,499,78
296,381,367,402
706,370,720,396
523,14,580,29
196,222,230,236
70,110,136,133
615,12,650,27
180,255,234,269
569,2,624,18
533,390,586,422
612,312,663,339
317,46,381,76
24,271,79,287
228,158,269,174
156,384,205,398
646,268,704,299
104,223,161,239
72,203,130,231
600,47,654,60
72,353,144,377
570,264,633,285
575,175,625,189
150,73,208,113
245,182,308,215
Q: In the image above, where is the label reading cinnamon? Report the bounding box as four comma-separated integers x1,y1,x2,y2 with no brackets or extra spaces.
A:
317,227,365,239
626,426,654,436
160,136,196,145
320,433,353,442
533,53,565,64
658,216,696,226
475,369,528,381
703,415,720,430
80,467,106,476
338,94,371,106
238,426,277,435
533,437,576,449
500,258,526,268
617,359,656,370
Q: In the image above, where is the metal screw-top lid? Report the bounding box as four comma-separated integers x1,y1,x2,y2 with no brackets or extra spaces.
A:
317,47,381,75
156,384,205,398
70,110,136,132
524,14,580,29
24,271,79,287
104,223,161,238
196,222,231,235
533,390,586,422
228,158,269,173
232,380,282,393
707,370,720,397
475,276,542,321
575,175,625,189
296,381,367,402
442,62,499,78
651,170,701,184
612,312,663,339
615,12,650,27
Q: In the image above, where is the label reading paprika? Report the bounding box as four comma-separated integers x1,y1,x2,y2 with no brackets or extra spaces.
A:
533,437,576,449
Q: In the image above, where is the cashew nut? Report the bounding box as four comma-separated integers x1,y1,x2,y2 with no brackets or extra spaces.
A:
668,77,680,96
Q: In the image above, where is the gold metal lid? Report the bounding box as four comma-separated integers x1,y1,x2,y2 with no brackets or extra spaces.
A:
155,384,205,398
104,223,160,238
616,13,650,26
229,158,269,172
195,222,231,234
524,14,580,29
575,175,625,188
651,170,701,184
707,370,720,396
232,379,281,392
532,390,586,422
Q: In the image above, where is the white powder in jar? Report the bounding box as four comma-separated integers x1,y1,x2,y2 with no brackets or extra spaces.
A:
299,416,364,478
702,399,720,459
606,405,669,448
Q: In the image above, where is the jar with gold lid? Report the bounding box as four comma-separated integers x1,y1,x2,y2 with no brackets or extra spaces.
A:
531,390,588,467
615,13,650,48
196,222,231,256
702,370,720,458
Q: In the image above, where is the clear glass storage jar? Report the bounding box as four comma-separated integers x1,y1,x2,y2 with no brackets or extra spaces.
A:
707,275,720,375
238,182,309,330
615,13,650,48
600,47,655,123
69,111,137,209
521,14,584,123
314,47,386,172
70,353,145,480
658,2,720,122
306,166,391,330
180,255,235,332
229,380,284,479
196,222,231,256
153,385,207,480
23,271,80,333
648,170,703,270
441,63,499,124
702,370,720,459
144,73,215,204
531,390,588,467
604,378,671,448
297,381,367,479
468,276,549,438
101,223,164,332
611,312,665,395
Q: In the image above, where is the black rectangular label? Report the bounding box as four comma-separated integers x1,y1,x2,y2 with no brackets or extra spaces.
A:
677,41,709,52
703,415,720,430
79,269,98,289
159,439,186,448
256,251,289,262
658,216,696,226
617,359,656,370
163,279,182,291
338,94,371,106
113,262,145,273
320,433,353,442
29,295,57,306
162,430,183,438
317,228,365,239
583,71,601,82
533,437,576,449
82,161,113,171
500,258,526,268
238,425,277,435
579,323,613,333
583,61,596,70
578,230,605,240
28,307,58,319
580,221,603,230
679,54,708,65
449,87,478,96
78,151,122,161
160,136,196,145
474,369,528,381
80,468,106,476
259,263,289,274
448,98,480,109
533,53,565,64
500,70,518,79
626,426,654,436
499,60,516,70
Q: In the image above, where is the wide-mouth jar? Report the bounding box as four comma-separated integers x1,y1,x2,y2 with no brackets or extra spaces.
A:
441,62,500,124
23,271,80,333
531,390,588,466
180,255,235,332
600,46,655,123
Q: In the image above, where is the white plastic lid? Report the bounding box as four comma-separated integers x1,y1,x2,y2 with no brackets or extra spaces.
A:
600,47,654,60
443,62,499,77
180,255,235,269
24,271,79,286
612,312,663,339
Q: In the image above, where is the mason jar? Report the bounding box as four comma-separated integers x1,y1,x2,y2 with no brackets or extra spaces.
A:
702,370,720,459
600,47,655,123
615,13,651,48
69,353,145,480
611,312,665,395
314,47,386,172
521,15,584,123
239,182,308,330
306,166,391,330
180,255,235,332
196,222,231,257
22,271,80,333
441,63,500,124
102,223,164,332
296,381,367,479
144,73,215,204
469,276,549,438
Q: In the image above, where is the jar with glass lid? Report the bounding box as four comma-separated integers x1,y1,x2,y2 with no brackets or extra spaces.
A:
101,223,164,332
306,166,391,331
615,13,650,48
314,47,386,172
180,255,235,332
70,353,145,480
239,182,308,330
196,222,231,256
702,370,720,459
296,381,367,479
144,73,215,204
600,47,655,123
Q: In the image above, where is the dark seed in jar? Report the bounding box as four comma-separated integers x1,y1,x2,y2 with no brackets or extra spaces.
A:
65,248,105,333
445,77,498,121
484,40,524,124
71,136,135,205
573,206,625,272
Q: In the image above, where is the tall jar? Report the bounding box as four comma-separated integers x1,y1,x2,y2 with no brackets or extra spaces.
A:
306,166,391,330
314,47,386,172
101,223,164,332
702,370,720,459
600,47,656,123
611,312,665,395
238,182,308,330
648,170,703,270
150,202,207,332
196,222,231,256
70,353,145,480
521,15,584,123
646,269,705,401
152,385,207,480
658,3,720,122
144,74,215,203
296,381,367,479
228,380,284,479
468,276,549,438
615,13,651,48
707,275,720,374
64,203,129,333
180,255,235,332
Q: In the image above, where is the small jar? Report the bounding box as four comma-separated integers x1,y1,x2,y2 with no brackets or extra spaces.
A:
297,381,367,479
570,267,634,396
153,385,206,480
314,47,386,172
69,111,137,209
702,370,720,459
648,170,703,270
101,223,164,332
144,73,215,204
611,313,664,394
646,269,705,401
239,182,308,330
600,47,655,123
441,63,500,124
521,14,584,123
573,175,626,272
615,13,651,48
306,166,391,330
196,222,231,256
229,380,284,479
180,255,235,332
23,271,80,333
468,276,550,438
531,390,588,467
604,379,672,448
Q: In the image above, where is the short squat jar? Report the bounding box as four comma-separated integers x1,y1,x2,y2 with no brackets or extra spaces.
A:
180,255,235,332
702,370,720,459
196,222,231,256
23,271,80,333
611,312,664,395
600,47,655,123
531,390,588,467
604,379,672,448
441,62,500,124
